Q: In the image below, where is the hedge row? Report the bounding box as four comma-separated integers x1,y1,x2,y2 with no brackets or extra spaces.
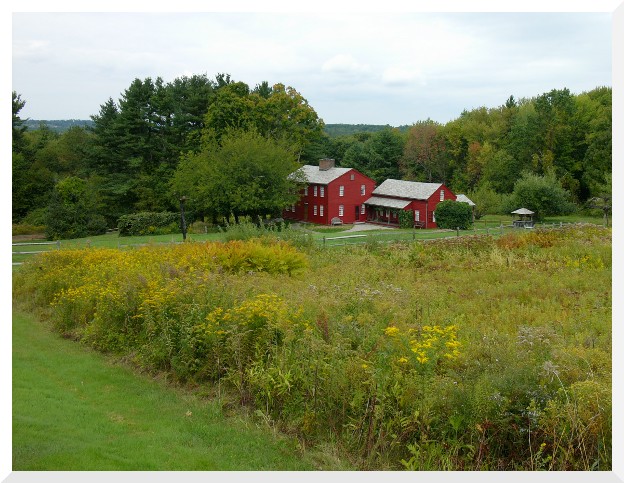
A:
117,211,180,236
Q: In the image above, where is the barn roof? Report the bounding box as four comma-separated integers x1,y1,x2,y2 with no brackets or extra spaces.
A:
364,196,412,209
456,194,476,206
289,165,353,185
372,179,442,200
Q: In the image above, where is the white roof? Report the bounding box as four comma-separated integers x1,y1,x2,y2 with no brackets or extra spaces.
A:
511,208,534,215
373,179,442,200
364,196,412,209
456,194,475,206
289,165,353,185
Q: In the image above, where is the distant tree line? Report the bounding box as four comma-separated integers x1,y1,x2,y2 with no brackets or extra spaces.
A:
23,119,94,133
12,82,611,239
324,123,410,138
317,87,611,219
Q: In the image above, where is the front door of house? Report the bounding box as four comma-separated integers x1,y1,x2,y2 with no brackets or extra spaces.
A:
355,205,360,221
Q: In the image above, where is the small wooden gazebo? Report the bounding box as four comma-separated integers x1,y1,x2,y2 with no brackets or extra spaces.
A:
511,208,535,228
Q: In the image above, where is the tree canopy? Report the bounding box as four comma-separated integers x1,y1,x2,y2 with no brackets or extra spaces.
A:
12,81,611,232
171,129,303,223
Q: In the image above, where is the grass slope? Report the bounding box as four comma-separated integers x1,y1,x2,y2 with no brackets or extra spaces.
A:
12,309,317,471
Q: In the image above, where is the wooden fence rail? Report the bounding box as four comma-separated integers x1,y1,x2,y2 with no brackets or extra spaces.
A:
12,241,60,265
11,222,592,265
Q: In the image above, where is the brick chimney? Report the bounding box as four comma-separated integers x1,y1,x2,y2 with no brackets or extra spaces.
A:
319,158,335,171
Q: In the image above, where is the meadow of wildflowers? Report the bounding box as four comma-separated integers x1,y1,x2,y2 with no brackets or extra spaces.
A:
13,225,611,470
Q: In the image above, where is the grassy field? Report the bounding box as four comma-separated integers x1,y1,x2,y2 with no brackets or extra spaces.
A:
12,222,611,470
12,309,344,471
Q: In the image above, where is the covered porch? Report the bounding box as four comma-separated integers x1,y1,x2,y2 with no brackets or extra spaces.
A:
364,196,411,226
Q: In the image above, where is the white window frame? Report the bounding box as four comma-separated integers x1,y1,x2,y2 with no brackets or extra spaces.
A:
415,210,420,222
339,205,344,217
433,211,436,223
440,190,445,202
320,186,325,198
313,186,317,197
304,186,308,196
361,205,365,215
319,205,324,217
313,205,318,216
350,173,355,181
361,184,366,196
339,185,344,197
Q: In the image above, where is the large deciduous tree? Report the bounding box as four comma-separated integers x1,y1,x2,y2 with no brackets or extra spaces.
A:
400,120,448,183
171,129,303,223
203,82,325,163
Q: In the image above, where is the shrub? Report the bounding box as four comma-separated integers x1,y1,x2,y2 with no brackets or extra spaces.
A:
117,211,180,236
398,210,414,229
45,177,108,240
467,182,508,218
12,223,46,236
434,200,473,229
21,207,48,227
503,171,576,221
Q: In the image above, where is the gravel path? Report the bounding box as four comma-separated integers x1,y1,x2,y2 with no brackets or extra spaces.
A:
344,223,395,232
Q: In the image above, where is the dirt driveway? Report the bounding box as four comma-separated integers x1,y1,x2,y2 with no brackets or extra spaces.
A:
344,223,395,232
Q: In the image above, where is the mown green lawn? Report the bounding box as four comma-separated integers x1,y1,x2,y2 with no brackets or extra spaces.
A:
12,309,331,471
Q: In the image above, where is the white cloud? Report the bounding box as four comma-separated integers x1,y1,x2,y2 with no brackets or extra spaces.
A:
321,54,371,76
381,66,426,87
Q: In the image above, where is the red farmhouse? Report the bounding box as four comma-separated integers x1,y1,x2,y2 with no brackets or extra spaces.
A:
364,179,456,228
283,159,376,225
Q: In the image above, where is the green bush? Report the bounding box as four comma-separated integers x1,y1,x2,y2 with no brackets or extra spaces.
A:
45,177,108,240
21,207,48,227
398,210,414,229
434,200,473,229
117,211,180,236
503,171,577,221
12,223,46,236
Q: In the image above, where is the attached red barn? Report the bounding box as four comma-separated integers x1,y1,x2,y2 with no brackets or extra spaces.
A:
283,159,376,225
364,179,456,228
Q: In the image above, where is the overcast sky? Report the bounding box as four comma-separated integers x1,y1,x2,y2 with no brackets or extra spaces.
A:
10,6,616,126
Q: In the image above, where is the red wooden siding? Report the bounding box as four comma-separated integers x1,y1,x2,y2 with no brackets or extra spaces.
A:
366,183,456,229
284,169,375,225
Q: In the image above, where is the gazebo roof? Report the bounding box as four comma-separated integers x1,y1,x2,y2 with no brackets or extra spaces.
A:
511,208,534,215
